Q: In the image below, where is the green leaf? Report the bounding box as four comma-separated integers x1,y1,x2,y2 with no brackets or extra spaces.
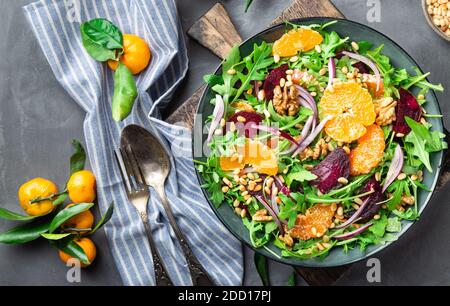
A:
70,139,86,174
0,220,51,244
53,193,68,206
54,237,90,265
393,208,419,221
0,207,36,221
386,180,406,211
233,41,274,102
320,31,349,59
357,40,373,55
80,18,123,61
49,203,94,233
89,201,114,234
254,252,270,286
41,233,71,240
286,168,317,186
403,117,446,172
245,0,254,12
367,44,392,74
386,217,402,233
112,62,138,121
286,271,296,286
278,194,300,229
368,214,388,238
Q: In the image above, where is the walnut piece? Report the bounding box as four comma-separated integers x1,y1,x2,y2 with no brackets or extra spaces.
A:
299,138,328,160
272,85,299,116
373,97,397,126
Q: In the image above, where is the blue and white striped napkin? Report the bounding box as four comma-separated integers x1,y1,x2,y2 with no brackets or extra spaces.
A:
23,0,243,286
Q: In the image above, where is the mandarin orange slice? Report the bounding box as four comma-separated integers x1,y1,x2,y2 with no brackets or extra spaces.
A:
219,140,278,176
272,28,323,57
320,82,376,143
287,204,336,240
350,124,386,176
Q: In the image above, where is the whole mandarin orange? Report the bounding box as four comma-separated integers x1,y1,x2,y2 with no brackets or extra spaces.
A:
67,170,96,203
18,177,58,216
107,34,151,75
59,237,96,267
61,204,94,234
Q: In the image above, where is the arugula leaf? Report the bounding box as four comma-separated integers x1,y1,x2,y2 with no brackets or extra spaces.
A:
286,168,317,186
357,40,373,54
393,208,420,221
211,45,241,103
243,218,271,247
233,41,274,102
278,194,300,228
320,31,349,59
367,44,392,74
368,214,388,237
386,217,402,233
404,117,447,172
386,180,406,211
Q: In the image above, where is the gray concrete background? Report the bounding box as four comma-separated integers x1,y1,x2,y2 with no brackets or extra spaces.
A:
0,0,449,286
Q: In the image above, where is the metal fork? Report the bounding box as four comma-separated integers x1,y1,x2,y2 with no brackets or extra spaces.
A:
114,145,173,286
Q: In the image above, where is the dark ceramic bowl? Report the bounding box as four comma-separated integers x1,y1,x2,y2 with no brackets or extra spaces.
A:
193,18,444,267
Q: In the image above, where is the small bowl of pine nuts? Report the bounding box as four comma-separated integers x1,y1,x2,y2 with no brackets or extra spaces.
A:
423,0,450,41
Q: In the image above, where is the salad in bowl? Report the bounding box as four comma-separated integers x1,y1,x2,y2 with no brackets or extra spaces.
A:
196,20,446,261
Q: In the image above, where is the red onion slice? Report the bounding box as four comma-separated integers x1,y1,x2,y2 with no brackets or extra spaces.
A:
327,57,336,88
255,195,284,235
342,51,381,91
206,94,225,143
334,223,372,240
292,116,332,158
296,85,318,126
382,143,404,193
271,184,279,215
334,197,370,229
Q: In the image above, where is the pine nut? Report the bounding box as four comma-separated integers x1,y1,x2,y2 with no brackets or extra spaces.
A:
240,209,247,218
351,41,359,51
237,115,246,123
274,54,280,63
227,68,236,75
257,90,266,101
290,56,299,62
286,69,294,75
337,207,343,216
373,214,381,220
222,186,229,193
375,171,381,182
354,197,363,205
397,173,407,180
319,68,327,76
233,200,240,207
315,45,322,53
279,78,286,87
341,66,349,74
337,177,348,185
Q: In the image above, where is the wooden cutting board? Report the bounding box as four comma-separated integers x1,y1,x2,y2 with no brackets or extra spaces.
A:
168,0,349,286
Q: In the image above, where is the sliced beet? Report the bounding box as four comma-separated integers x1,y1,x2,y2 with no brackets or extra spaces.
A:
357,177,385,223
352,61,370,74
225,111,264,138
263,64,289,101
393,88,422,135
311,148,350,193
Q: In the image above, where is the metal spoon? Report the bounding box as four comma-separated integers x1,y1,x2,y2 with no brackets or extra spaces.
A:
120,124,215,286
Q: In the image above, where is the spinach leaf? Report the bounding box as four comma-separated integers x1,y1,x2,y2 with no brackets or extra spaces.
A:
286,168,317,186
254,252,270,286
70,139,86,174
80,18,123,61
